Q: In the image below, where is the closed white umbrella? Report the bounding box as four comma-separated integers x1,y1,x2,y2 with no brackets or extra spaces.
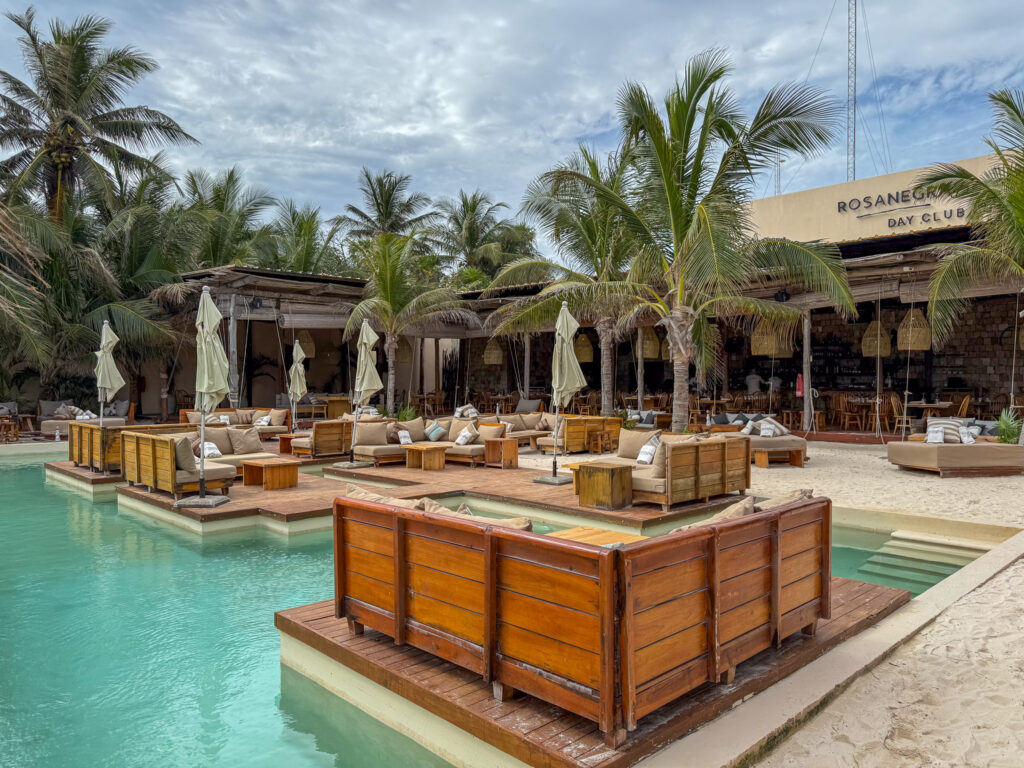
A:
353,320,383,411
537,301,587,485
186,286,230,506
288,340,308,428
94,320,125,428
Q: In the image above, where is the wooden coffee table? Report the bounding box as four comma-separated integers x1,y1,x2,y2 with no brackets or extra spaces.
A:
404,443,447,471
241,458,300,490
577,461,633,510
484,438,518,469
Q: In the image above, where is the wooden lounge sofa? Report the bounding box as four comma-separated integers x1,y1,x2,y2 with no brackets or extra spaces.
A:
39,402,136,438
887,439,1024,477
121,428,276,498
289,420,353,459
332,494,832,746
69,421,197,473
179,407,292,437
536,415,622,454
350,417,510,467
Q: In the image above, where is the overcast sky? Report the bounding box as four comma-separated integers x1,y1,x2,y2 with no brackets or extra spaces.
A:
3,0,1022,229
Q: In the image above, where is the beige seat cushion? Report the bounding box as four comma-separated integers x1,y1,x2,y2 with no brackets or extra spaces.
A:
175,461,235,485
670,496,755,533
290,437,312,450
631,466,666,494
353,444,407,458
254,425,289,435
535,436,566,449
475,423,506,443
446,444,485,458
354,421,388,446
755,488,814,512
40,418,125,436
618,428,661,460
418,497,532,530
748,434,807,457
397,416,427,442
341,483,420,509
228,427,263,455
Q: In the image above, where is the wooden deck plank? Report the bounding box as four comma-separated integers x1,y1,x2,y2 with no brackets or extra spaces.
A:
276,577,911,768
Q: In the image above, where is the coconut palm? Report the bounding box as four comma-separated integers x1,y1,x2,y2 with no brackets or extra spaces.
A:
486,145,636,415
336,168,437,239
343,233,477,412
267,200,347,275
551,50,854,431
0,8,196,219
181,167,276,269
916,90,1024,343
434,189,516,278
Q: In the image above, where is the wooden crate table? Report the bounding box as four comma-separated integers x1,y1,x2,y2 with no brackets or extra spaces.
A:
241,458,300,490
484,438,518,469
403,443,447,471
577,461,633,510
277,433,304,454
548,526,647,546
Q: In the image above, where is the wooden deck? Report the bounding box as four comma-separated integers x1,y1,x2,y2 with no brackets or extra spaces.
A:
45,460,123,486
327,464,738,530
276,577,910,768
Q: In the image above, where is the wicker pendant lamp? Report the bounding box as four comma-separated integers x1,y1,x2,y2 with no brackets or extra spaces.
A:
750,320,792,358
483,338,504,365
641,327,661,359
897,308,931,351
660,338,671,361
573,333,594,363
297,329,315,358
861,320,891,357
396,337,413,364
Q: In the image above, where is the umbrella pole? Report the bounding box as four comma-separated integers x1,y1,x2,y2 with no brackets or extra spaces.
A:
99,400,104,430
551,405,560,478
198,394,207,499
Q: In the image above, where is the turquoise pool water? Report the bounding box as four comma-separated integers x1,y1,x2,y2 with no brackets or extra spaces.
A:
0,456,454,768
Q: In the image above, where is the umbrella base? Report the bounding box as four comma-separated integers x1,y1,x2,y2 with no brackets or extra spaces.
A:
333,460,374,470
533,474,572,486
174,495,230,508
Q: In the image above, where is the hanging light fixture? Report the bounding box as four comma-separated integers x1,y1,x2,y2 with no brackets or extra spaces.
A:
483,338,503,365
660,337,671,361
750,320,792,358
897,308,931,351
641,327,661,359
573,333,593,363
297,329,316,358
396,337,413,364
861,320,891,357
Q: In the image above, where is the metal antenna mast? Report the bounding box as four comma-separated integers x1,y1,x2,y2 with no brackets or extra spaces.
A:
847,0,857,181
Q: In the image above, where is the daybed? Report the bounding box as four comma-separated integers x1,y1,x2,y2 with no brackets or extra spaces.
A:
349,416,510,467
887,440,1024,477
179,407,292,436
331,492,831,746
38,399,136,438
121,427,276,498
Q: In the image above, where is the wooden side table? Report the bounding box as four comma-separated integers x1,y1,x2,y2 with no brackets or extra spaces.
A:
404,443,447,471
0,419,18,444
577,461,632,510
484,438,518,469
278,433,303,454
241,459,299,490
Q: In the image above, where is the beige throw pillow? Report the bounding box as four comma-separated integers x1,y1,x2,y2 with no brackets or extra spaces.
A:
228,427,263,455
204,428,235,456
448,417,475,442
475,423,507,443
397,416,427,442
754,488,813,512
186,411,202,424
670,496,755,533
235,409,255,424
342,483,420,509
618,428,661,460
269,408,289,426
174,436,198,470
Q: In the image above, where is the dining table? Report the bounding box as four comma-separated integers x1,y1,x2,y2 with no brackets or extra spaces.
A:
907,401,953,420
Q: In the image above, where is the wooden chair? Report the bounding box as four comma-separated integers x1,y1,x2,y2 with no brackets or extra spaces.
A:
175,389,194,411
955,395,971,419
311,398,328,421
889,392,912,434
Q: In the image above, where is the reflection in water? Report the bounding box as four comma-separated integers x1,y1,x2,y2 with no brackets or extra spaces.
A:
279,666,454,768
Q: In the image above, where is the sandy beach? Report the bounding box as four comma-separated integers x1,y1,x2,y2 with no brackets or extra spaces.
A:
521,439,1024,766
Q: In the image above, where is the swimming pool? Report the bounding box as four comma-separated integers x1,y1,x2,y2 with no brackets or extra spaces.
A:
0,455,454,768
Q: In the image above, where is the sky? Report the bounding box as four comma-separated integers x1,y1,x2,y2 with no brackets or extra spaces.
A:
2,0,1022,235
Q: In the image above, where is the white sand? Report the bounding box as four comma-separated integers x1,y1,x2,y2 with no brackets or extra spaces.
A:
521,440,1024,766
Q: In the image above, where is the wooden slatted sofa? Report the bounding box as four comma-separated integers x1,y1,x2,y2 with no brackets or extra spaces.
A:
69,421,198,473
289,419,353,459
332,493,832,746
350,416,513,467
536,415,622,454
121,427,277,499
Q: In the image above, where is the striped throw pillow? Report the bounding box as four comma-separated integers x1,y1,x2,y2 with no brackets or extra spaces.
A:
927,418,963,443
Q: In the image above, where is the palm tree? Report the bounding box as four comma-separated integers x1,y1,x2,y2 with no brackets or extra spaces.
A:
916,90,1024,343
554,50,854,431
336,168,437,239
267,200,347,275
486,145,636,415
434,190,515,278
0,8,196,219
344,233,477,412
181,167,276,269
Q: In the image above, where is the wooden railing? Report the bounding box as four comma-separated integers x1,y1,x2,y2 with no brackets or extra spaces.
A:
69,422,194,473
332,496,831,746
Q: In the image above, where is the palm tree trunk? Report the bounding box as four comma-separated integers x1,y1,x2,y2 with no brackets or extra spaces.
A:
663,305,696,433
595,318,615,416
385,335,397,413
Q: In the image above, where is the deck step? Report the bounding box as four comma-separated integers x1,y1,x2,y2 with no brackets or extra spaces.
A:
857,563,938,590
863,552,960,578
889,529,993,554
877,540,979,567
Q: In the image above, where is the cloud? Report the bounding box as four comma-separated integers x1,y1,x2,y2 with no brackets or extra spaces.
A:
3,0,1023,241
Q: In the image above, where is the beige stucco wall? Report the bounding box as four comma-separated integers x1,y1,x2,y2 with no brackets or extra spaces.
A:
750,155,995,243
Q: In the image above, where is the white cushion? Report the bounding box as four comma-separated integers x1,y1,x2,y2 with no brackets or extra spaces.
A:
455,426,476,446
201,441,222,458
636,435,660,465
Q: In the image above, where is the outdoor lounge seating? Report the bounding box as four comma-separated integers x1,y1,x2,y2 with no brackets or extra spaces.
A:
331,493,831,745
179,407,292,436
748,434,809,467
69,421,197,473
37,399,136,438
288,419,353,459
121,428,277,498
887,440,1024,477
349,416,512,467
